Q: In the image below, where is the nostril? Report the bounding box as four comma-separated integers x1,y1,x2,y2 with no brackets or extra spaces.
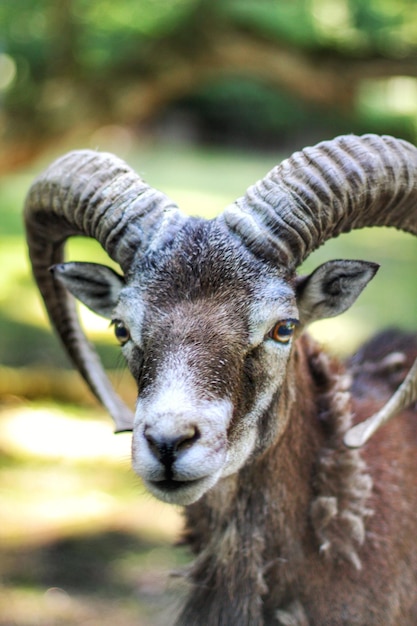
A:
144,425,201,465
177,425,200,451
144,430,162,459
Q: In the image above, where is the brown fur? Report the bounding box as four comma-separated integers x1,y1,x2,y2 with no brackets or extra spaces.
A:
177,330,417,626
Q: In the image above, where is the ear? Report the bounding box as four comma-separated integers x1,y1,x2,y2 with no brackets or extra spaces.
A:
50,262,125,319
295,260,379,326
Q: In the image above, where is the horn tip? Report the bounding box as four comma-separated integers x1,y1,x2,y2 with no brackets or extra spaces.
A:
344,418,378,448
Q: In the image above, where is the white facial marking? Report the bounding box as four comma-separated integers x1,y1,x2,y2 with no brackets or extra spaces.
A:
132,350,233,505
248,279,298,348
237,280,299,450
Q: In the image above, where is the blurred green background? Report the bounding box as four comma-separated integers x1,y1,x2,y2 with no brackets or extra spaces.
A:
1,1,417,624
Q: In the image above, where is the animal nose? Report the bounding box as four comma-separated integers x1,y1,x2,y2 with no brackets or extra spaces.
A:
144,425,200,469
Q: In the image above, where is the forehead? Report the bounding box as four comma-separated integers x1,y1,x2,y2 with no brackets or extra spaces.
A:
122,219,296,318
139,220,289,286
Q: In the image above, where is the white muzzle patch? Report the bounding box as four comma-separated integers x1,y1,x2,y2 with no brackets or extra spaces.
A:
132,353,233,504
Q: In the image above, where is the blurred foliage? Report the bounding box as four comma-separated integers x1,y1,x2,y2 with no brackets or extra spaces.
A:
172,76,413,150
224,0,413,50
1,0,417,163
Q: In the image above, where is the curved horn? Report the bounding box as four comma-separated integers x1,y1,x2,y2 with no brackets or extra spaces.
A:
223,134,417,267
222,134,417,446
24,150,185,431
344,356,417,448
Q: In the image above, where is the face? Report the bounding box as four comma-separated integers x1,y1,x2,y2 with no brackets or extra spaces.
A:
112,225,299,505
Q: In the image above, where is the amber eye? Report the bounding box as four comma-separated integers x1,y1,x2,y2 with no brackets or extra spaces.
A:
114,321,131,346
268,320,297,344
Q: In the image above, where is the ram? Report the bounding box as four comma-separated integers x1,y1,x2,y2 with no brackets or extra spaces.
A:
25,134,417,625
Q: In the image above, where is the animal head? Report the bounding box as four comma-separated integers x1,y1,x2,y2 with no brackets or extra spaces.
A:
25,134,417,504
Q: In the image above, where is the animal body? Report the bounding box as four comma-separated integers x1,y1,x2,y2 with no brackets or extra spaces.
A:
25,135,417,624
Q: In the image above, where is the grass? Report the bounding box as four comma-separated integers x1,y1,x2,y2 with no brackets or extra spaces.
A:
1,136,417,624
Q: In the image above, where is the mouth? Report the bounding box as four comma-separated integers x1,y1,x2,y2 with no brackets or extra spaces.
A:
146,474,216,505
150,478,191,492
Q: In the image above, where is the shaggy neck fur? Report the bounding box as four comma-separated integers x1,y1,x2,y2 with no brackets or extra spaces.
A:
177,334,373,626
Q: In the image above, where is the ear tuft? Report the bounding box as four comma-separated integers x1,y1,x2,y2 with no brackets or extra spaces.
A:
296,260,379,326
51,262,125,319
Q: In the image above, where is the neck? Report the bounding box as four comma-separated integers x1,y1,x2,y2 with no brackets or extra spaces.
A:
177,334,372,626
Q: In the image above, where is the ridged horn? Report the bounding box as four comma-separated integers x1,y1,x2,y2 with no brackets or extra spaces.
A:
222,134,417,267
222,134,417,447
24,149,185,431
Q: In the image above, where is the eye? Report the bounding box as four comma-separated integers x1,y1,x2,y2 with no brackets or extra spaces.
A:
113,321,131,346
267,320,298,344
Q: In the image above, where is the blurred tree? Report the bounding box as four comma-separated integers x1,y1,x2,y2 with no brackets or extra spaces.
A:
1,0,417,167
